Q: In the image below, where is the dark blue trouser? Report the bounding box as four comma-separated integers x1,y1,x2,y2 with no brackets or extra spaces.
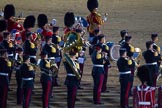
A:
22,80,33,108
120,74,131,108
16,70,22,104
67,85,77,108
93,73,104,103
41,80,52,108
0,75,9,108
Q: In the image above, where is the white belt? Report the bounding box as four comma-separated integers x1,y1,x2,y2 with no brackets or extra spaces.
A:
0,72,8,76
29,56,36,58
48,57,55,60
67,74,76,76
138,101,151,105
15,67,20,70
145,62,157,65
93,64,104,67
8,54,14,57
22,78,33,81
119,71,131,75
41,71,52,76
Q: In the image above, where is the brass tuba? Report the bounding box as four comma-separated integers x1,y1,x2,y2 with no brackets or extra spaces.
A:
63,31,84,80
133,47,142,66
64,53,81,80
63,31,83,53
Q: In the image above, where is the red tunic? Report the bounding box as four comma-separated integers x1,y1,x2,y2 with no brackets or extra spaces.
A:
21,30,37,43
7,19,23,32
87,12,104,34
41,28,53,41
133,85,156,108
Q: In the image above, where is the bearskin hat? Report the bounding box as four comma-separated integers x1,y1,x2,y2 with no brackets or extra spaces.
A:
4,4,15,20
87,0,98,12
37,14,48,28
0,20,7,32
137,65,150,84
64,12,75,28
23,15,36,29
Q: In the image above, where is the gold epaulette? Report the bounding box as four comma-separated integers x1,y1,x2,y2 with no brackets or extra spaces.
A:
154,51,158,56
9,42,13,48
28,65,34,71
129,44,135,52
30,42,35,49
157,46,161,53
57,36,61,42
96,53,102,59
128,59,132,65
45,60,50,68
75,62,80,70
7,61,12,67
50,45,56,53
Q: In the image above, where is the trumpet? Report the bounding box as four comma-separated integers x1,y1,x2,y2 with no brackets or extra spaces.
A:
11,17,25,23
29,62,41,72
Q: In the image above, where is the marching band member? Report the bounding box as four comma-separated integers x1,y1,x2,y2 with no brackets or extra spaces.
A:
87,0,105,37
4,4,23,32
15,47,23,105
1,32,15,89
64,12,75,34
52,26,62,68
39,51,52,108
143,41,160,87
119,30,128,46
133,65,156,108
151,33,161,69
20,55,35,108
0,20,7,42
23,32,37,64
63,48,80,108
42,36,57,96
42,36,56,60
121,36,136,95
97,34,111,92
0,48,12,108
91,44,104,104
52,26,62,86
117,48,134,108
37,14,53,48
21,15,37,43
75,28,86,89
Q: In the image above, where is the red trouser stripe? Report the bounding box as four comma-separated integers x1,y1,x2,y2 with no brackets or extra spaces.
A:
2,85,8,108
45,81,51,107
97,74,104,103
25,88,31,108
125,82,131,106
71,87,77,108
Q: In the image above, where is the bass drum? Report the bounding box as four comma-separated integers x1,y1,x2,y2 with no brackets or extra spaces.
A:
107,42,121,61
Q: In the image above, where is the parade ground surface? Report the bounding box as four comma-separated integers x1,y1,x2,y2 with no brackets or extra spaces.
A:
0,0,162,108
